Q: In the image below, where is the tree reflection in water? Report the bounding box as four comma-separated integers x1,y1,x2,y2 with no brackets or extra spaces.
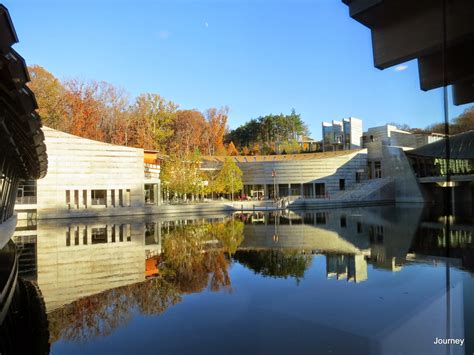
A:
48,278,181,343
161,219,244,293
233,250,313,283
48,218,245,343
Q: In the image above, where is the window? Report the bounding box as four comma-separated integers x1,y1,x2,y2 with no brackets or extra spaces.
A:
111,190,115,207
339,179,345,191
83,190,87,208
91,190,107,206
83,227,88,245
74,190,79,208
66,228,71,246
315,183,325,198
374,161,382,178
357,222,362,234
119,189,123,207
111,225,116,242
316,212,326,225
66,190,71,209
16,180,37,204
74,227,79,245
91,227,108,244
340,215,347,228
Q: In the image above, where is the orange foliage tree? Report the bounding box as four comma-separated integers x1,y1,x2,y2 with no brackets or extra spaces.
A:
27,65,235,156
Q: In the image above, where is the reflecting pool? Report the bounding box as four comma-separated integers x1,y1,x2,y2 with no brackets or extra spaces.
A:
11,204,474,354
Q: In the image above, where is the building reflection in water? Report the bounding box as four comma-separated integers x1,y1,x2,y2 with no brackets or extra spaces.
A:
7,205,474,352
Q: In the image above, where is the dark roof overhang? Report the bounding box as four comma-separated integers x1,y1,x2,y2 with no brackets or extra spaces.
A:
342,0,474,106
0,5,47,179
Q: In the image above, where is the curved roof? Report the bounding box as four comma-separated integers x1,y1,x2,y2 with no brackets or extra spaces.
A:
406,130,474,159
202,149,363,164
0,5,47,179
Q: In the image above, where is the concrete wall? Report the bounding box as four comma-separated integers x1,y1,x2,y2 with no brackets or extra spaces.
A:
381,145,425,202
238,150,368,197
25,127,146,219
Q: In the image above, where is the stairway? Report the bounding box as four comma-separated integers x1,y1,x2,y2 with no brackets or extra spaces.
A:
331,178,393,201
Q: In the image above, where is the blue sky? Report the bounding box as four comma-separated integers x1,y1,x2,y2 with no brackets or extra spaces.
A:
6,0,469,139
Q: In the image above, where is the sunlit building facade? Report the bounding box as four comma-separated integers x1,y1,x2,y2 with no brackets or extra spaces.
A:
15,127,161,220
322,117,363,152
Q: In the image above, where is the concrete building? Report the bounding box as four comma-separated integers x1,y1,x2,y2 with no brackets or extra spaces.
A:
322,117,362,151
361,124,444,149
202,149,368,200
15,127,161,220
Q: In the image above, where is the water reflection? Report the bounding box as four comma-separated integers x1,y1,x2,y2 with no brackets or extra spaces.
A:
7,205,474,354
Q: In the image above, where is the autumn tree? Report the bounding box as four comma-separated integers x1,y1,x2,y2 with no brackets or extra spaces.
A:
129,93,178,150
27,65,237,157
27,65,68,131
205,106,229,155
160,153,204,200
62,79,105,141
226,141,239,156
427,106,474,135
170,109,207,156
279,139,301,154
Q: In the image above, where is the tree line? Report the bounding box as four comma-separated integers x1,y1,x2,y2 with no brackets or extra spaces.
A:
225,109,309,155
28,65,229,156
389,106,474,135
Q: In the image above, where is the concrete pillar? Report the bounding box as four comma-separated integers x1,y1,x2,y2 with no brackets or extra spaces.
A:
288,184,291,197
264,184,269,199
154,183,159,206
107,225,112,243
106,189,112,208
79,190,84,209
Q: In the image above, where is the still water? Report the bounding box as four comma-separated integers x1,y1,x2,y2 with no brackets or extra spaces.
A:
11,204,474,354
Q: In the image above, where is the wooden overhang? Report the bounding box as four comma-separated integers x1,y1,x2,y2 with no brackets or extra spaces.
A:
342,0,474,105
0,5,47,179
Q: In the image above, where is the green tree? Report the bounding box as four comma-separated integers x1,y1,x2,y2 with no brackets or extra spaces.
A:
215,157,243,196
160,153,203,199
279,139,301,154
226,110,309,154
129,93,178,150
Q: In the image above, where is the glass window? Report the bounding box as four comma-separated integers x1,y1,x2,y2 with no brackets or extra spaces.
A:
91,190,107,206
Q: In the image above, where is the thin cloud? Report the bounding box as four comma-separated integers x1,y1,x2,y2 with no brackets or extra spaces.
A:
158,30,171,40
394,64,408,72
204,22,209,28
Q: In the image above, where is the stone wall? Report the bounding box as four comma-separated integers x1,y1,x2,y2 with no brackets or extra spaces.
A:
35,127,146,219
238,150,368,197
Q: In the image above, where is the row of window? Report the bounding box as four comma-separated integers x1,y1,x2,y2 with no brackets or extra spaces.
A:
65,189,131,209
66,224,132,246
